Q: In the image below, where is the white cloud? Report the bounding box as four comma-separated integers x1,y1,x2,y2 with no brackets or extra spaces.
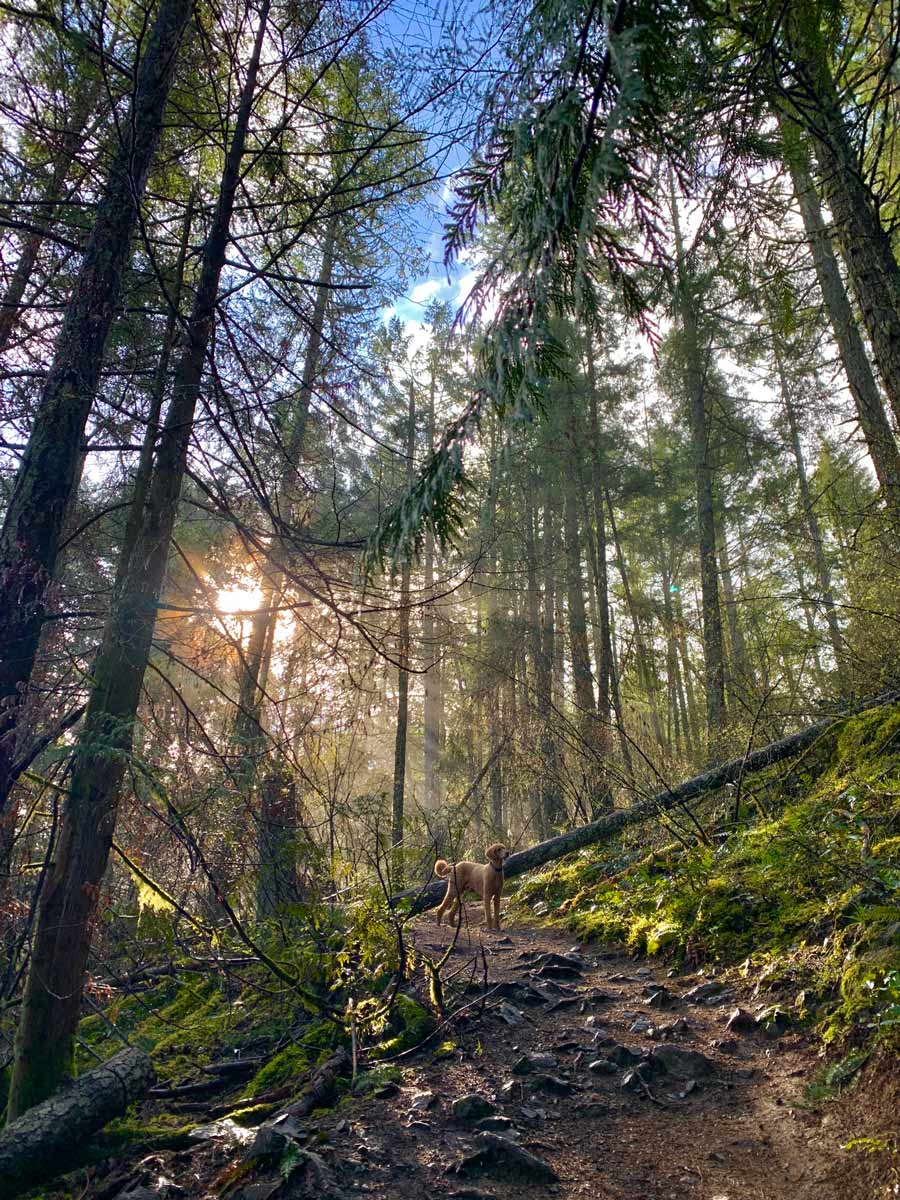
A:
409,279,442,305
454,270,479,305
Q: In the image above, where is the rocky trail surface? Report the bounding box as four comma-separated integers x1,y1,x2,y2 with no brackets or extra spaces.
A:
330,919,844,1200
40,920,862,1200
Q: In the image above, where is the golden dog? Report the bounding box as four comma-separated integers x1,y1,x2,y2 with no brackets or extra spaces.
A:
434,843,509,930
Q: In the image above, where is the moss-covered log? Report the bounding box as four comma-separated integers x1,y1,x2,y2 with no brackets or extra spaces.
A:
0,1048,155,1196
394,688,900,916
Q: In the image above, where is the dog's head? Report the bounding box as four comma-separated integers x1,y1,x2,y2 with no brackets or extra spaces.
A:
486,843,509,869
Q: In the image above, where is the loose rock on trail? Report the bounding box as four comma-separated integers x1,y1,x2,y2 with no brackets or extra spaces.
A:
36,920,861,1200
329,919,849,1200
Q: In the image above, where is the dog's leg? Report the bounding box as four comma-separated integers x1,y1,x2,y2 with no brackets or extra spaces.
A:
435,885,450,925
483,893,492,929
493,892,501,929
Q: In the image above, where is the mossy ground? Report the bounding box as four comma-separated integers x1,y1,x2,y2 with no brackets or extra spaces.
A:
514,701,900,1053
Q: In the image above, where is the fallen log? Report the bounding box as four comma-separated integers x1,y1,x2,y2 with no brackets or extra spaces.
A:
245,1048,351,1159
0,1047,156,1197
393,687,900,916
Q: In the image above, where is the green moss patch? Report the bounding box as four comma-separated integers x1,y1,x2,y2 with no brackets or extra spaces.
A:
515,701,900,1051
371,994,436,1058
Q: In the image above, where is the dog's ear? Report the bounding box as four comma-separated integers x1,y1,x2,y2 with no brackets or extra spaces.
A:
486,843,502,863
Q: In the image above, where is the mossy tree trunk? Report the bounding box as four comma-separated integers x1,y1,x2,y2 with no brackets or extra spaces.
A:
6,0,270,1121
0,0,193,829
780,3,900,428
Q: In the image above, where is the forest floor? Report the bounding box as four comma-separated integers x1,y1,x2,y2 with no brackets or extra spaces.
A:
331,919,853,1200
41,916,880,1200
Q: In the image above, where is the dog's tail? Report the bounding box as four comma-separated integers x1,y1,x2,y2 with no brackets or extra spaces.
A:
434,858,452,878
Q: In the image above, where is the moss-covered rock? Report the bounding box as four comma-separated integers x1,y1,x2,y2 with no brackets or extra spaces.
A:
371,994,435,1058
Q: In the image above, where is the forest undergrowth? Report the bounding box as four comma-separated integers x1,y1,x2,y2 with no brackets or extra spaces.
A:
516,699,900,1097
6,699,900,1199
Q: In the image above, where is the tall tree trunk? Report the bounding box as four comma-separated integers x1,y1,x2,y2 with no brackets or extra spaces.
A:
391,381,415,885
674,586,702,749
660,555,693,758
0,73,105,354
232,215,337,919
606,490,665,749
539,478,564,829
6,0,269,1121
584,344,613,724
780,5,900,426
781,122,900,529
669,174,726,752
562,392,607,815
718,526,753,708
775,343,844,668
422,360,442,816
523,477,548,836
0,0,193,827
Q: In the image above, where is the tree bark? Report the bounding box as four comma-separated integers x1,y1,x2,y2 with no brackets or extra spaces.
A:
6,0,269,1121
391,381,416,885
781,123,900,530
0,0,193,824
0,1049,155,1195
780,5,900,428
669,174,726,750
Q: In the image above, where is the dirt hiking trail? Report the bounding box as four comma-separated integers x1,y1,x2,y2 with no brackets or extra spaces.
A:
40,919,869,1200
336,919,847,1200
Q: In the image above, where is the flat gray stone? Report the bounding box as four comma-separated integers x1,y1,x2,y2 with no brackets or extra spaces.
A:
452,1093,498,1121
649,1044,715,1079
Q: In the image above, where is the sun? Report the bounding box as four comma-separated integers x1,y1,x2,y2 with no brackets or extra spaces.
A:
216,584,264,615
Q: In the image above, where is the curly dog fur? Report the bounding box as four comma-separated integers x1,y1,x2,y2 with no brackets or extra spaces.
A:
434,843,509,930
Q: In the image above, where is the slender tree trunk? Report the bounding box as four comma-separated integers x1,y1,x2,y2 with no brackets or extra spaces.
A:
584,344,613,724
232,215,337,917
562,392,608,814
0,0,193,827
660,557,693,758
775,346,844,668
523,478,547,836
391,381,415,885
539,479,564,828
674,587,702,749
116,190,196,592
669,174,726,751
423,360,441,815
606,490,665,749
781,5,900,426
718,526,753,707
781,122,900,529
6,0,269,1121
0,76,105,354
